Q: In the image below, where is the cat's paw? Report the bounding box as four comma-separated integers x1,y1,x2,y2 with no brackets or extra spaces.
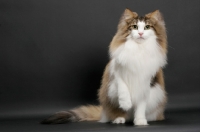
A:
134,118,148,126
112,117,125,124
119,99,132,111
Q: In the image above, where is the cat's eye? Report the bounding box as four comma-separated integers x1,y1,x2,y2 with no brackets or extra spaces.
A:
145,25,150,30
132,25,138,29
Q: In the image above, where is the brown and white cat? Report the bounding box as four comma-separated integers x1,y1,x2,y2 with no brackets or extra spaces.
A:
41,9,167,126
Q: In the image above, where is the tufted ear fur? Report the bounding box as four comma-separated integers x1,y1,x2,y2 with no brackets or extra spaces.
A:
123,8,138,20
145,10,165,25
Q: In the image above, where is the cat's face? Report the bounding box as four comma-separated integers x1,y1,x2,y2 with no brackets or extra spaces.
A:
129,19,155,43
118,9,165,44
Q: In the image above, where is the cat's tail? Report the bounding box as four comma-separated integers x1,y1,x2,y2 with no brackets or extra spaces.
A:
41,105,102,124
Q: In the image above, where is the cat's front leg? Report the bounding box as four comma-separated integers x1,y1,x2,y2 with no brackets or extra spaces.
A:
117,78,132,111
134,101,148,125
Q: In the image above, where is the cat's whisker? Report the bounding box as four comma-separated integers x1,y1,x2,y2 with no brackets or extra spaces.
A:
168,45,175,50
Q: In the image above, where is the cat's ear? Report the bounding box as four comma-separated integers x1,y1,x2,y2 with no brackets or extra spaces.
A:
145,10,163,22
117,9,137,31
123,8,138,20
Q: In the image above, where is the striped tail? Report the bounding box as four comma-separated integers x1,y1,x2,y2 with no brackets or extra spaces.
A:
41,105,102,124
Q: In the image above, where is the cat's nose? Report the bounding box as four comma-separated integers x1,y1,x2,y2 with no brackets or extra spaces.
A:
138,33,143,36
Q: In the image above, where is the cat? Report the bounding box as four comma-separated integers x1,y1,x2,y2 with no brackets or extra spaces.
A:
41,9,167,126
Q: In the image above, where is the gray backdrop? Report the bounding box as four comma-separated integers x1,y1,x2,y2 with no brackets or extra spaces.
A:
0,0,200,117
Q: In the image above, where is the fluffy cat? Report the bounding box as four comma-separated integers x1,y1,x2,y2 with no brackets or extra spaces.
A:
41,9,167,126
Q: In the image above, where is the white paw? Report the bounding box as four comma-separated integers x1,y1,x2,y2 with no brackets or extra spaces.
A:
112,117,125,124
119,99,132,111
134,118,148,126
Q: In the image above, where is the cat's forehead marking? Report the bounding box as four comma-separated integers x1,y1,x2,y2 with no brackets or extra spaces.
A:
130,16,151,25
135,16,151,25
138,16,145,21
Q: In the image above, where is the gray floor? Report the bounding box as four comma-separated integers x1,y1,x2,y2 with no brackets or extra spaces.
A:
1,108,200,132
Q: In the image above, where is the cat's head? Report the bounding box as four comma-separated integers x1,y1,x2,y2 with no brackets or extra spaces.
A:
117,9,166,44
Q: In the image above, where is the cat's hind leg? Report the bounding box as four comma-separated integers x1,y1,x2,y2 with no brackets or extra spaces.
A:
146,108,165,121
112,117,126,124
99,110,109,123
99,108,127,124
146,84,166,121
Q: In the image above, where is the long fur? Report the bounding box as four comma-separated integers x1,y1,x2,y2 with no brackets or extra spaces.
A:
41,9,167,126
41,105,102,124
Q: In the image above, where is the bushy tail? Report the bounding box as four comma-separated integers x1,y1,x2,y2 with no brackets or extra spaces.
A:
41,105,102,124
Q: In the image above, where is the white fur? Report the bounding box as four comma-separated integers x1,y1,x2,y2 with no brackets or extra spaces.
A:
134,101,148,125
112,117,125,124
134,118,148,126
105,21,167,125
146,84,165,121
116,71,132,111
125,84,165,122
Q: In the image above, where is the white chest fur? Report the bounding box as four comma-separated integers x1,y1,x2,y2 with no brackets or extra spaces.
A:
108,37,166,105
111,37,166,77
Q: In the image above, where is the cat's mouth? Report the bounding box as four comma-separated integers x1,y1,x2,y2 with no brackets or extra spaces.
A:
138,36,145,40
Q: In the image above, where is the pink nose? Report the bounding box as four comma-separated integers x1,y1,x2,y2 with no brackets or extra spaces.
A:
138,33,143,36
